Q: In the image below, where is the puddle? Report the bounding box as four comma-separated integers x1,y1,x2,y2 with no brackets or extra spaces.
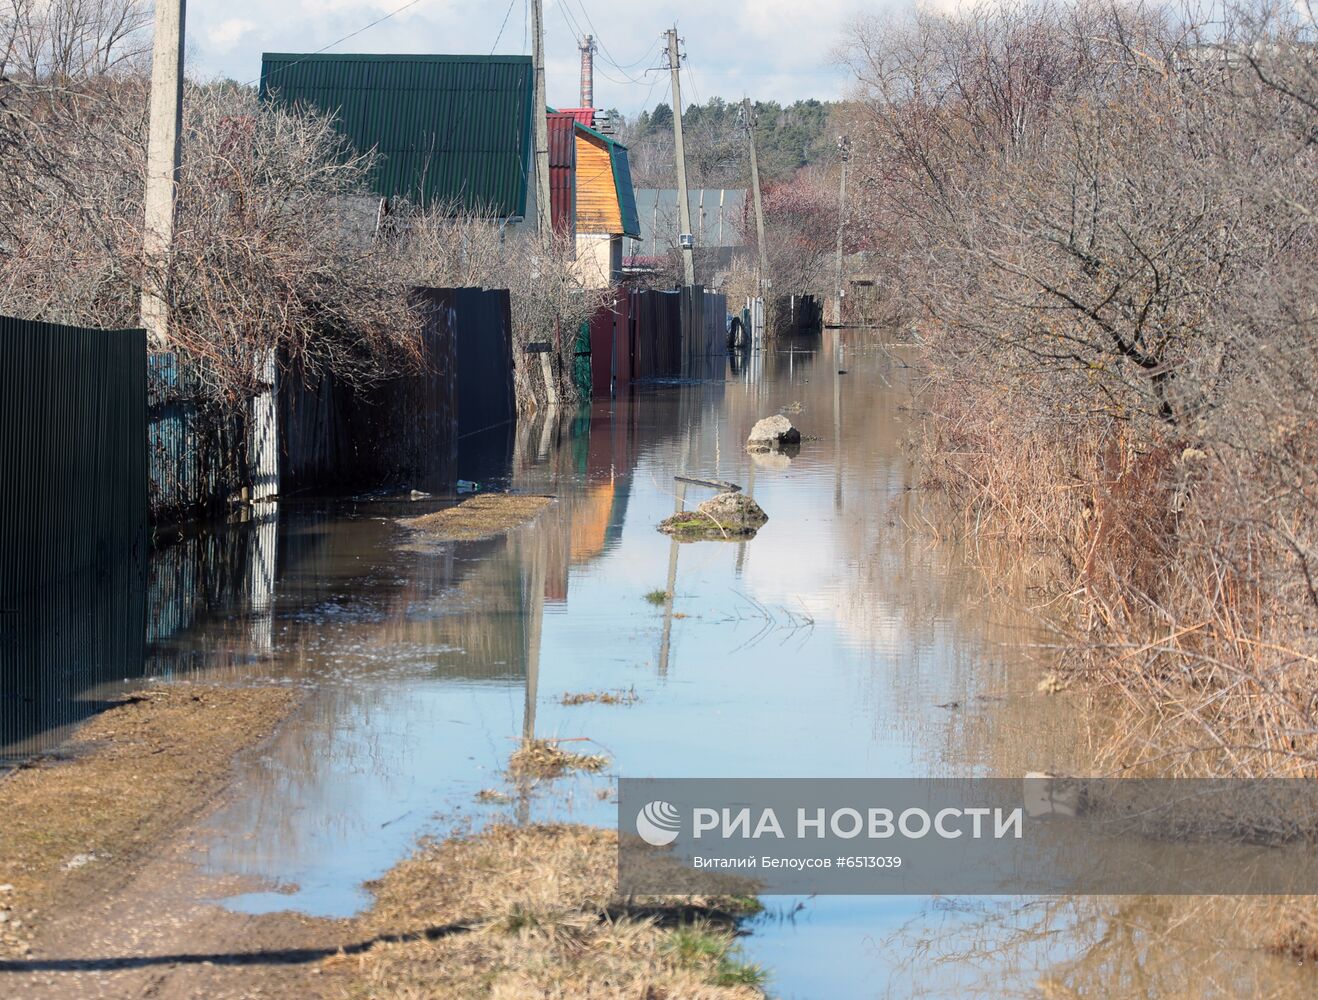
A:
20,333,1312,995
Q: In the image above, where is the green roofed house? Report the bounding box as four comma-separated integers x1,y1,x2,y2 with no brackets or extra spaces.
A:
259,53,537,223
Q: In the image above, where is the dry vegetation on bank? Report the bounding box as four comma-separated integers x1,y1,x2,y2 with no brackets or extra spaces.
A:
0,691,763,997
344,825,764,1000
840,0,1318,776
0,684,296,958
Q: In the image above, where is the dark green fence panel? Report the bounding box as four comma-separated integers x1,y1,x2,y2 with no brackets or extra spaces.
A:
0,314,148,764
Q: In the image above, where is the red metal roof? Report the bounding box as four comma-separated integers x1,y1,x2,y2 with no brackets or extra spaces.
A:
557,107,596,127
547,112,576,238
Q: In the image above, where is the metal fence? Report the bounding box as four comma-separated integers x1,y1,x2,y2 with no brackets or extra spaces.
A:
0,315,147,601
147,353,250,525
1,314,148,765
589,286,731,387
281,287,512,494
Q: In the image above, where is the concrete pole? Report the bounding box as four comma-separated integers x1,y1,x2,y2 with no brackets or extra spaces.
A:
140,0,186,350
531,0,552,239
834,135,850,328
667,29,695,287
743,99,768,296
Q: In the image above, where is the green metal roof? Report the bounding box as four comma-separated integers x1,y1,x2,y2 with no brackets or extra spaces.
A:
260,53,535,217
568,119,640,239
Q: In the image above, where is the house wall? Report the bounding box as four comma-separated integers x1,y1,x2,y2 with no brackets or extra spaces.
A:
575,132,621,233
574,233,620,288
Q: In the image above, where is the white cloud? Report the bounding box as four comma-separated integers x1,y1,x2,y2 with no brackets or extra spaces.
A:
208,17,256,52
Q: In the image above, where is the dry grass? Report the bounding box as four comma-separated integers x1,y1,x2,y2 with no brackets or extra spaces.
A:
0,684,297,957
922,382,1318,778
400,494,554,542
560,688,640,707
508,739,609,778
338,824,764,999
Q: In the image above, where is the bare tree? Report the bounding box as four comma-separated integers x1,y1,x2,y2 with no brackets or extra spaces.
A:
840,0,1318,775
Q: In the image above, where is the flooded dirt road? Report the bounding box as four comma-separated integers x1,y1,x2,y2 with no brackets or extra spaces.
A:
6,333,1316,997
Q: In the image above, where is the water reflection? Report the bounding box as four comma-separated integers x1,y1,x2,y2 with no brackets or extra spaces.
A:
6,335,1314,995
1,552,146,765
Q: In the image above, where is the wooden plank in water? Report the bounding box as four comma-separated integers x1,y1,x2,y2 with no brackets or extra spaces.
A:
675,475,741,494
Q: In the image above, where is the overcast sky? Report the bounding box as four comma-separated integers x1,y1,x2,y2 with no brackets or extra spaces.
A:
187,0,870,116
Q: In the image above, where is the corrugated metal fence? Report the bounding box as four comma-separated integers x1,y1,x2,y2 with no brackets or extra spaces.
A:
1,315,148,765
588,286,730,390
281,287,514,494
147,353,249,524
1,315,147,600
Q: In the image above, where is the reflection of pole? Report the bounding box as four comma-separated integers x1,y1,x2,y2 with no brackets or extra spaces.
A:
658,480,685,678
658,426,692,677
518,531,547,825
734,455,755,575
834,331,843,510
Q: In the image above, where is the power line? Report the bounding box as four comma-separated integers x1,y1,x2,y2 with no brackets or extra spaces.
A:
490,0,518,53
250,0,428,89
568,0,643,71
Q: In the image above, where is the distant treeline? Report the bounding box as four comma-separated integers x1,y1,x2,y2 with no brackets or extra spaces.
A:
608,98,839,189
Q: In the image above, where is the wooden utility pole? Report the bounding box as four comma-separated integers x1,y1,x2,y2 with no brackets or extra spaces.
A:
666,28,695,287
834,134,850,328
140,0,186,349
530,0,552,238
742,98,768,295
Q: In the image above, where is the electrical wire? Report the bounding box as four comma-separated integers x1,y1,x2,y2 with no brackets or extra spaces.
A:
250,0,428,88
490,0,519,54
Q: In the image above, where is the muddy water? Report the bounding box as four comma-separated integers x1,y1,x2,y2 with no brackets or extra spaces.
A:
130,336,1311,997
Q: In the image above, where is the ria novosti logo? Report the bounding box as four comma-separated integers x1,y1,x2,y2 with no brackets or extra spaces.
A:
636,800,682,846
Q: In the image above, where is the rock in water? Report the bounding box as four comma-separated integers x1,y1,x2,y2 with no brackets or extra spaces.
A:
658,491,769,540
746,414,801,452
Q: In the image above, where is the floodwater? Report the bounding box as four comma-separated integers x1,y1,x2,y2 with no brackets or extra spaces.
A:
8,333,1316,997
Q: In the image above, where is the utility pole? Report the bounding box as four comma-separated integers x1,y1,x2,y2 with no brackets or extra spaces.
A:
140,0,186,350
666,28,695,287
834,134,850,328
530,0,552,239
742,98,768,295
579,34,595,109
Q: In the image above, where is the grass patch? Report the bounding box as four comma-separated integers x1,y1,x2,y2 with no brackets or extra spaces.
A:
559,687,639,707
508,739,609,778
399,494,553,542
342,824,765,998
644,588,670,605
665,923,767,989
